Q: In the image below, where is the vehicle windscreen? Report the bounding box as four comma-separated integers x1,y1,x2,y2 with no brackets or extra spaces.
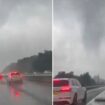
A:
53,80,69,87
15,73,20,75
11,72,20,76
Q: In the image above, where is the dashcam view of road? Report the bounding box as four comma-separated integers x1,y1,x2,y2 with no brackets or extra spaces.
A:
53,72,105,105
0,0,52,105
53,0,105,105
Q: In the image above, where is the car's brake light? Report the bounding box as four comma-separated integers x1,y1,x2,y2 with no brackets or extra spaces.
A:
0,74,3,80
54,79,60,83
8,73,12,79
61,85,72,92
9,73,14,79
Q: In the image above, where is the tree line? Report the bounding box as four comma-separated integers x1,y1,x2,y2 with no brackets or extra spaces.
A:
54,71,96,86
3,50,52,73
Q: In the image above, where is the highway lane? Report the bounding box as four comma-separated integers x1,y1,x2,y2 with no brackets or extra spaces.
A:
20,80,52,105
86,87,105,104
77,87,105,105
87,90,105,105
0,80,52,105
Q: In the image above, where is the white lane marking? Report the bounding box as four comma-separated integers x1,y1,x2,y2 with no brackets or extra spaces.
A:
87,90,105,105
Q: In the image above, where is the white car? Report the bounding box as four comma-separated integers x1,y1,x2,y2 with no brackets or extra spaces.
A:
53,78,87,105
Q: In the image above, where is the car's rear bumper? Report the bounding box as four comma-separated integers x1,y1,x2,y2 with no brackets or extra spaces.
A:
54,101,70,105
54,97,72,105
8,79,23,83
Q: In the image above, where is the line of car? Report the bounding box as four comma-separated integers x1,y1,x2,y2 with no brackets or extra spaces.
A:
0,71,23,84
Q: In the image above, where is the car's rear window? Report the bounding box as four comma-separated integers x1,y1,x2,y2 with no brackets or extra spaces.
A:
53,79,69,87
15,72,20,75
11,72,20,76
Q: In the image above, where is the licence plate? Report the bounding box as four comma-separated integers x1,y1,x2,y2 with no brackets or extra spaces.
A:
13,77,20,80
54,91,59,95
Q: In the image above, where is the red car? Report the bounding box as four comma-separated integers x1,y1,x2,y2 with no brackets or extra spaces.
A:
8,72,23,84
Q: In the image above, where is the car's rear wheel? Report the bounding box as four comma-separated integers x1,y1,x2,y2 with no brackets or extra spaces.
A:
72,94,77,105
82,92,87,105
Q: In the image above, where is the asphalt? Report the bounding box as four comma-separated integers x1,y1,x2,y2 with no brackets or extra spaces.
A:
0,80,52,105
87,90,105,105
86,87,105,105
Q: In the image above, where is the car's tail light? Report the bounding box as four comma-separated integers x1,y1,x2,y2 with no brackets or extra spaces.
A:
61,85,72,92
0,74,3,80
8,74,12,79
54,79,60,83
8,73,14,79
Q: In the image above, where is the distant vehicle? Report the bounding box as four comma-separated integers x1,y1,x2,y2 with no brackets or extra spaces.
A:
0,74,3,80
0,73,5,83
8,72,23,84
53,78,87,105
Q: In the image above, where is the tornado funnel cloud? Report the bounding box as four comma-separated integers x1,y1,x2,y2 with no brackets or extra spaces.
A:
82,0,105,53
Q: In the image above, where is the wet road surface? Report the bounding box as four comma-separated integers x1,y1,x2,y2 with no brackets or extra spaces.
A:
0,80,52,105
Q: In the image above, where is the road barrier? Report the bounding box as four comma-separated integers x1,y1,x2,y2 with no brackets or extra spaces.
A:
25,73,52,85
25,73,52,77
86,85,105,90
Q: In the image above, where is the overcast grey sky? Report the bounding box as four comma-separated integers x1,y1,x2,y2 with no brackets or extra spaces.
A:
54,0,105,78
0,0,51,70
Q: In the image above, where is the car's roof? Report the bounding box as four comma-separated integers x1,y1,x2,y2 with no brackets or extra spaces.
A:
10,72,20,74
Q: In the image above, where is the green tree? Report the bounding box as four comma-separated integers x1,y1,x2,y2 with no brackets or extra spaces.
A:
33,50,52,72
79,72,96,86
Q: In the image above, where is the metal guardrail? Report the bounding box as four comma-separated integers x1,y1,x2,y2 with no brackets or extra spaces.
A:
25,73,52,83
2,73,52,77
86,85,105,90
24,73,52,77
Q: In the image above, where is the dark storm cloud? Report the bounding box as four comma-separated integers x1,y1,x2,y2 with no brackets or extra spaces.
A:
0,0,51,70
0,0,50,26
81,0,105,52
54,0,105,52
0,0,18,26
